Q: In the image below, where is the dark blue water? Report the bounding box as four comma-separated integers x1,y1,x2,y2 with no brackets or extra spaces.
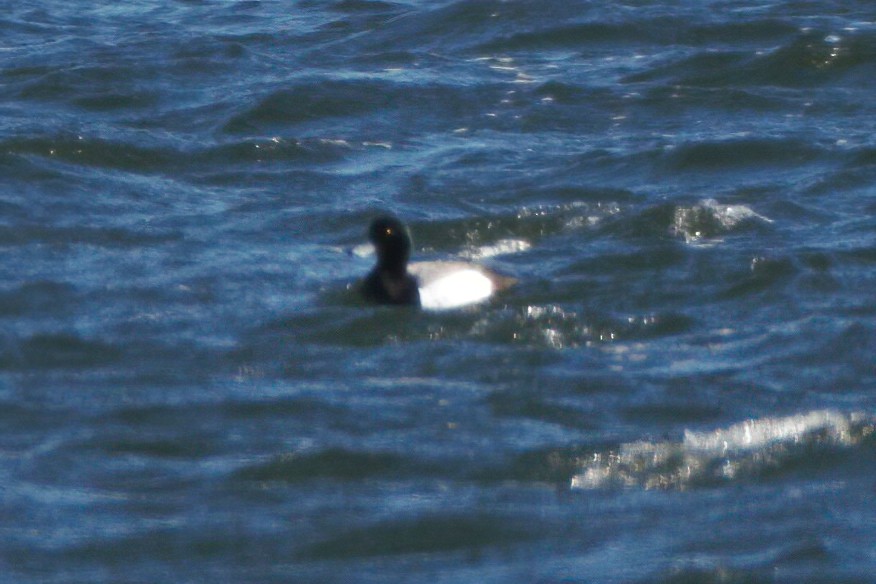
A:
3,1,876,582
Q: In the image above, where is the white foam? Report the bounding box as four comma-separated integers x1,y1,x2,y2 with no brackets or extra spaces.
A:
672,198,773,244
682,409,858,454
460,238,531,260
351,243,375,258
571,410,874,490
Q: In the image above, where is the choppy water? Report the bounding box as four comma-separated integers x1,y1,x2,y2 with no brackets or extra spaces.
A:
2,1,876,582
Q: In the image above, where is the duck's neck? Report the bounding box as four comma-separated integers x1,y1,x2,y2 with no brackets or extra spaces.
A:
377,248,409,276
378,258,408,276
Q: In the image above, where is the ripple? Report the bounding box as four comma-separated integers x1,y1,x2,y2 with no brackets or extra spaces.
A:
299,513,533,559
665,139,824,172
222,79,490,135
718,255,797,299
626,29,876,88
0,225,176,247
235,448,411,483
0,281,78,317
1,135,176,173
0,333,121,371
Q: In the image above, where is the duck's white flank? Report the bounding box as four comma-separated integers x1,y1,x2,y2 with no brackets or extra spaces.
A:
409,262,494,311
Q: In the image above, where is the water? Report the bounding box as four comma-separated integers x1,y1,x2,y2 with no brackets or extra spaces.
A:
2,1,876,582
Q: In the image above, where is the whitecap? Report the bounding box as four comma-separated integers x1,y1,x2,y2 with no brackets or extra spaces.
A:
571,410,874,490
350,242,375,258
672,198,773,244
460,238,531,260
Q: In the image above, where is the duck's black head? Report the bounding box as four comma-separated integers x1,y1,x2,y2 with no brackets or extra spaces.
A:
361,215,420,306
369,215,412,274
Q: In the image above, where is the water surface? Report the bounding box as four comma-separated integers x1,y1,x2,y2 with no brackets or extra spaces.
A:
2,1,876,582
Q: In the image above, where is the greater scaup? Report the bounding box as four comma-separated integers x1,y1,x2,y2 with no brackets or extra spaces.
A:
360,215,515,310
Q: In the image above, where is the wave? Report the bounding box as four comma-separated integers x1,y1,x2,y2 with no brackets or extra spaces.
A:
298,512,533,560
235,448,413,482
664,138,825,173
0,281,77,317
571,410,875,490
626,29,876,88
670,198,773,245
222,78,495,135
223,81,393,130
0,224,176,247
480,15,803,54
0,134,354,179
1,135,177,173
0,332,121,370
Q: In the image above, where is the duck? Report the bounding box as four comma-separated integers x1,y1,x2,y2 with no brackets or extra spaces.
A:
360,215,515,310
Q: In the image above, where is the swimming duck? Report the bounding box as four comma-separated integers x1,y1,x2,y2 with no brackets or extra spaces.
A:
360,215,515,310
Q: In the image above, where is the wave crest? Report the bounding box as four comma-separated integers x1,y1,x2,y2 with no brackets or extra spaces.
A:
572,410,874,490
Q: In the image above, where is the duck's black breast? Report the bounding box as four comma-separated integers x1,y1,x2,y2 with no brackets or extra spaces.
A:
360,268,421,306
